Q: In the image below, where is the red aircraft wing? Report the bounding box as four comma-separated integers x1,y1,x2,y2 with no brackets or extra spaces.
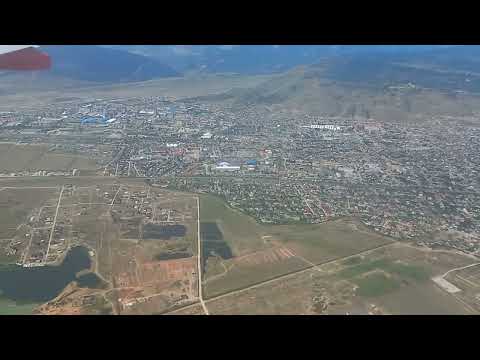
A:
0,45,51,70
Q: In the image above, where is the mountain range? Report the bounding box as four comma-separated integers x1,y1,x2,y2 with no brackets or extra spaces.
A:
37,45,180,82
193,48,480,122
5,45,480,103
103,45,457,75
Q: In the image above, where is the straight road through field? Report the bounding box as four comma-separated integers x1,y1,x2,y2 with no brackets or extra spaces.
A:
110,186,122,207
44,185,65,263
197,196,209,315
1,186,59,189
164,241,397,315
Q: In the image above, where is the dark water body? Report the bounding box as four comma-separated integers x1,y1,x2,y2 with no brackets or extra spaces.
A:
76,272,108,289
143,224,186,240
200,222,233,271
200,222,223,241
154,252,192,261
0,246,91,303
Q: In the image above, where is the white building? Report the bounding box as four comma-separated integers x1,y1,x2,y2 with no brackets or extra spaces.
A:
215,162,240,171
305,124,341,131
201,132,213,139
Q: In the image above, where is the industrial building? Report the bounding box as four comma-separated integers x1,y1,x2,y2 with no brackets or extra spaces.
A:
304,124,342,131
215,161,240,171
201,132,213,139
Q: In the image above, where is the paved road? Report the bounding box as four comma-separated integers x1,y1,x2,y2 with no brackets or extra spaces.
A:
44,185,65,263
197,196,209,315
441,262,480,279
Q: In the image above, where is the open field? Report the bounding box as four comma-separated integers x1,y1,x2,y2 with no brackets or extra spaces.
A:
203,242,477,314
0,176,147,188
0,176,477,315
200,194,393,298
268,219,393,264
0,143,97,173
0,187,59,238
0,73,275,110
166,302,205,315
199,194,267,256
0,298,39,315
443,263,480,312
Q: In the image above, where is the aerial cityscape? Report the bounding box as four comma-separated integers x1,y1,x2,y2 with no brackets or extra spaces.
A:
0,45,479,315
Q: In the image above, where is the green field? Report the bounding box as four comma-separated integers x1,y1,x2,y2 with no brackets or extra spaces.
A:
338,259,430,281
199,194,267,255
353,272,401,297
204,257,307,298
268,220,393,264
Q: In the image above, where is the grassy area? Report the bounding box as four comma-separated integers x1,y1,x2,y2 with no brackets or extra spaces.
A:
0,144,47,172
200,194,397,297
0,143,98,172
82,296,113,315
34,153,97,171
339,259,430,282
0,297,38,315
268,220,392,264
353,272,401,297
0,188,59,238
343,256,363,266
0,252,16,265
384,261,431,281
204,257,307,298
199,194,266,255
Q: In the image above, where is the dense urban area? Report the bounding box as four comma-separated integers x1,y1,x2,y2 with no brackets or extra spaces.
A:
0,94,479,259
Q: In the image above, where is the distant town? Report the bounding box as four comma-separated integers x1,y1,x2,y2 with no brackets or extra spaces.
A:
1,94,479,257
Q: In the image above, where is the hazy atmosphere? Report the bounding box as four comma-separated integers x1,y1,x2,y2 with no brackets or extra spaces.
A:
0,45,479,315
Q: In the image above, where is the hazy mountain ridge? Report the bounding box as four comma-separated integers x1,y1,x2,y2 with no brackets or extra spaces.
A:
103,45,457,75
198,62,480,123
39,45,180,83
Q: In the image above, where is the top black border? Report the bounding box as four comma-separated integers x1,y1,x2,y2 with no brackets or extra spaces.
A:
3,4,480,44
